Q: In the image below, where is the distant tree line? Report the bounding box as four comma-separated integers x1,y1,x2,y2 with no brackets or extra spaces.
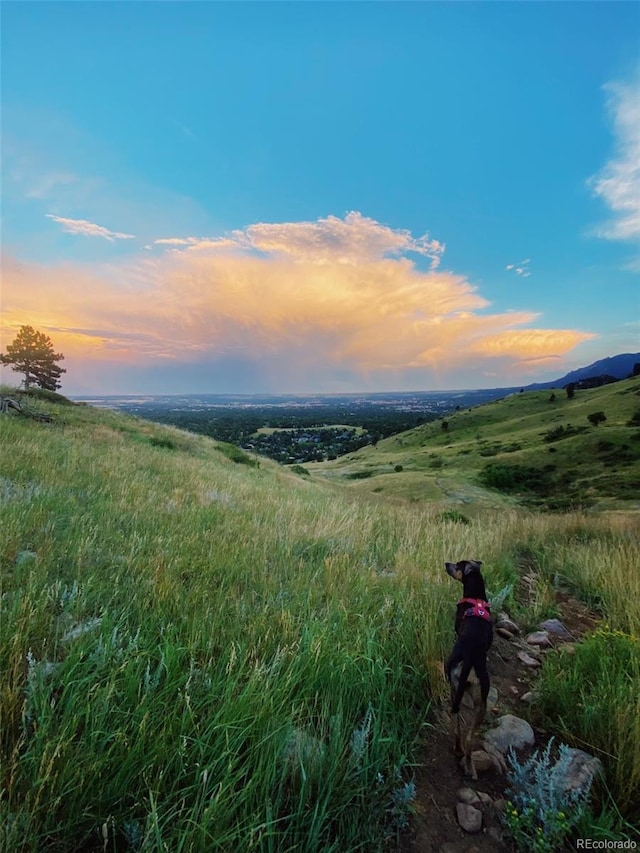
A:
121,405,441,464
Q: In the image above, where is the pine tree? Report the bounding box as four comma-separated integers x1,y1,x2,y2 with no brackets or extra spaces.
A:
0,325,66,390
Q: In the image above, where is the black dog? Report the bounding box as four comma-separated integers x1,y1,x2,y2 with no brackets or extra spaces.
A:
444,559,493,777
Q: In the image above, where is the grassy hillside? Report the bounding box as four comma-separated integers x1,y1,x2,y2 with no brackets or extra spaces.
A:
1,391,639,850
310,378,640,512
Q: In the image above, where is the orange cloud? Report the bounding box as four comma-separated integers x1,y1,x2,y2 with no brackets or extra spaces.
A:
1,213,596,391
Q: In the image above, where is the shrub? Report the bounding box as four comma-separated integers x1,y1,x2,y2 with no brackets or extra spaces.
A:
503,739,593,853
437,510,470,525
394,464,403,473
627,409,640,427
587,411,607,427
149,436,176,450
216,441,259,467
484,463,549,491
543,424,587,443
290,465,310,477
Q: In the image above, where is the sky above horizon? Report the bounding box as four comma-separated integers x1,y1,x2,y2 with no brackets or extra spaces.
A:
1,2,639,395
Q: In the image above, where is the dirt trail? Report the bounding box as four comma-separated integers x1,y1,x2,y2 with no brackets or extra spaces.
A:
400,593,599,852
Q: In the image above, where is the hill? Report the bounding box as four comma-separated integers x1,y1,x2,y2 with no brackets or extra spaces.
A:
310,377,640,512
1,390,639,850
527,352,640,390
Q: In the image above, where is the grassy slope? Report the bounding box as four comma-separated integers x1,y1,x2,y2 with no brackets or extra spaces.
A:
1,392,639,850
310,378,640,511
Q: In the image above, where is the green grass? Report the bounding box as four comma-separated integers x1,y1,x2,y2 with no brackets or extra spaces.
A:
536,629,640,821
1,393,639,849
0,401,451,851
310,378,640,510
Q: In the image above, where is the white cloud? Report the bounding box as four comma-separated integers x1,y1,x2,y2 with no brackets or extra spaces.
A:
153,237,198,246
153,236,238,251
155,212,445,267
506,259,532,277
589,77,640,243
238,211,445,267
46,214,136,241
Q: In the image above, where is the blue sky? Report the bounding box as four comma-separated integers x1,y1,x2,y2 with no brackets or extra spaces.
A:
1,1,638,395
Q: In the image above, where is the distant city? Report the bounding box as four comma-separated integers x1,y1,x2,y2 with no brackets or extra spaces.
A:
75,388,522,464
75,387,520,414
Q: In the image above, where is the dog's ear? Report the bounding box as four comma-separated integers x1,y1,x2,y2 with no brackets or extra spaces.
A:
463,560,483,575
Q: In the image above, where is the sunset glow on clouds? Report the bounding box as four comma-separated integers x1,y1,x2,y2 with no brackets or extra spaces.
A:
1,3,637,394
151,213,445,266
1,212,596,393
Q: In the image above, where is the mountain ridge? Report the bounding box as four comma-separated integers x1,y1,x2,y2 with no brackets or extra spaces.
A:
525,352,639,390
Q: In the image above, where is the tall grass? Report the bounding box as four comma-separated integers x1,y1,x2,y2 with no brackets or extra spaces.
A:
1,402,639,848
536,630,640,822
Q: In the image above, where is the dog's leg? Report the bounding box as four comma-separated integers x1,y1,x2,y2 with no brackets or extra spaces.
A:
446,645,466,758
462,653,490,779
450,658,472,716
445,639,464,686
448,675,464,756
473,652,490,710
450,696,463,755
464,699,486,780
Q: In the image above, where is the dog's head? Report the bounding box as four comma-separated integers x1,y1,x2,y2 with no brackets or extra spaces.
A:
445,560,483,583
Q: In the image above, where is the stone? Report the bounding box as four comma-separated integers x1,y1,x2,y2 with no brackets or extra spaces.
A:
520,691,536,704
477,791,493,805
558,642,577,655
493,798,507,815
487,686,499,708
483,714,535,756
526,630,552,648
553,747,603,795
497,627,514,640
457,787,481,806
496,614,520,634
456,802,483,833
517,650,541,667
539,618,574,640
470,749,501,773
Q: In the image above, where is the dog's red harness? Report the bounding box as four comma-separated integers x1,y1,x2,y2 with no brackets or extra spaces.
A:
458,597,492,623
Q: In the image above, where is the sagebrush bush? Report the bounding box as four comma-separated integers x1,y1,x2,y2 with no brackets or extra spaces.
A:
504,739,593,852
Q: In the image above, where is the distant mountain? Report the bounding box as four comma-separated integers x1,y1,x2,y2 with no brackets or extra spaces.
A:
527,353,640,390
